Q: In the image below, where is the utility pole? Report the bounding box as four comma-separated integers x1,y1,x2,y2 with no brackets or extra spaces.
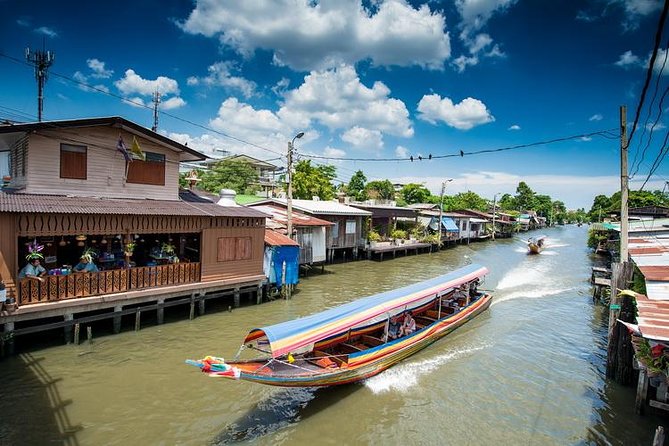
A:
620,105,629,263
438,179,452,246
491,198,496,239
25,45,55,122
286,132,304,239
151,90,161,132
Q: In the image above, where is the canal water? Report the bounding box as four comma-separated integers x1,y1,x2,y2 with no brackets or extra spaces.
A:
0,225,666,445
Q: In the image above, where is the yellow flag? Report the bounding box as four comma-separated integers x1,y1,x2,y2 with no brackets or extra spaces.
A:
287,353,295,364
131,136,146,161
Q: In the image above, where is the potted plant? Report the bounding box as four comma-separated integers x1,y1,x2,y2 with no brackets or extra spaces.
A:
124,242,136,257
368,229,382,247
390,229,407,244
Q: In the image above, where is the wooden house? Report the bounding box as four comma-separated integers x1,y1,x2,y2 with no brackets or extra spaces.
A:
0,117,267,326
349,204,418,238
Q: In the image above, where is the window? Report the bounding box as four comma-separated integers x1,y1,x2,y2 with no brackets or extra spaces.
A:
10,136,27,178
127,152,165,185
60,144,87,179
345,220,356,234
217,237,252,262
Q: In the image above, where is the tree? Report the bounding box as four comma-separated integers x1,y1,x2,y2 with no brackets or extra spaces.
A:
515,181,536,211
200,159,258,194
401,183,431,204
588,194,612,222
292,160,336,200
534,194,553,218
498,193,516,211
348,170,368,201
443,191,488,211
365,180,395,200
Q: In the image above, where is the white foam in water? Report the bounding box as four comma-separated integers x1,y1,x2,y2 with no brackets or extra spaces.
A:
491,287,575,306
496,263,548,290
364,344,490,393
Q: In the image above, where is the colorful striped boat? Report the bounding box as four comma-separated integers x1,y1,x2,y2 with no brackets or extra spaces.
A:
187,264,491,387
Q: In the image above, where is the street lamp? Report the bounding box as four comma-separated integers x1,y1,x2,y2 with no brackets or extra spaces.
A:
287,132,305,239
438,179,453,246
492,193,500,240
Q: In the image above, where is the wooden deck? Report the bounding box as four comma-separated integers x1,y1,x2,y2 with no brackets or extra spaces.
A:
366,242,433,260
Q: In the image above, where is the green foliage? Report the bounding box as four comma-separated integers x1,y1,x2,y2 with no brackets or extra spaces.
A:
292,160,337,200
443,191,488,211
420,233,441,244
587,228,607,249
498,193,516,211
401,183,431,204
368,229,382,242
411,223,426,239
390,229,407,240
200,159,258,195
348,170,368,201
587,194,612,221
515,181,536,211
365,180,395,200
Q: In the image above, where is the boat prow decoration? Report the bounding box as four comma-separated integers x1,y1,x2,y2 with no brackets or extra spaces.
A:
187,263,492,387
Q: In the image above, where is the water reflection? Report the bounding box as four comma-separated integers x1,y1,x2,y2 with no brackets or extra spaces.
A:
213,384,360,444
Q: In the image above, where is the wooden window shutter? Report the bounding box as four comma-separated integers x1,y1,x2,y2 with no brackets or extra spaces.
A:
60,144,87,179
127,152,166,185
237,237,252,260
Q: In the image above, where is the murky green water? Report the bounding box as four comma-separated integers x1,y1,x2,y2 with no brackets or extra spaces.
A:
0,226,666,445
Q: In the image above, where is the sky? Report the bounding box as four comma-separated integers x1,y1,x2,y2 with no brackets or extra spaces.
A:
0,0,668,210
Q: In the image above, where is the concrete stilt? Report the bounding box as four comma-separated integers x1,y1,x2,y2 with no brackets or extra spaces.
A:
198,296,205,316
189,295,195,320
157,299,165,325
64,313,74,344
73,323,80,345
87,326,93,343
134,309,141,331
234,287,241,308
256,285,263,305
113,305,122,334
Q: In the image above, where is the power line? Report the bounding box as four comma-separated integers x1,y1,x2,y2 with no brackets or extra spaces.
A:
301,129,618,162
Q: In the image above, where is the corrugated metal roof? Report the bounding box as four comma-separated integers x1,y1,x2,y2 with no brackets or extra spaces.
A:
0,191,268,218
635,293,669,342
251,204,333,226
264,229,299,246
257,198,372,216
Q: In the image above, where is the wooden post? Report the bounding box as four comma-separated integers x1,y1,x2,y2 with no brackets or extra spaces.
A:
620,105,629,264
113,305,122,334
73,323,80,345
653,426,665,446
64,313,73,344
134,309,141,331
4,321,14,356
189,295,195,320
157,299,165,325
198,296,205,316
635,366,649,415
607,263,635,384
86,326,92,343
257,284,262,304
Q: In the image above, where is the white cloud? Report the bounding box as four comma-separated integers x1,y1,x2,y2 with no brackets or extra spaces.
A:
72,70,109,93
649,48,669,76
589,113,603,121
210,97,291,140
395,145,410,158
180,0,450,71
615,50,641,67
417,94,494,130
115,69,180,96
341,126,383,150
160,97,187,110
280,64,413,137
508,124,521,130
456,0,518,32
453,55,479,72
16,19,30,27
272,77,291,96
646,122,667,130
187,61,257,98
34,26,57,38
580,136,593,142
87,59,113,79
124,97,146,108
324,147,346,158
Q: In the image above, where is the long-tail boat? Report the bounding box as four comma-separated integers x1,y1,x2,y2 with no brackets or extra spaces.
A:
186,264,491,387
527,235,546,254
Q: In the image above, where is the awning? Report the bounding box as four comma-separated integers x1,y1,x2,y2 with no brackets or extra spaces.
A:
428,216,459,232
243,264,489,358
469,218,489,223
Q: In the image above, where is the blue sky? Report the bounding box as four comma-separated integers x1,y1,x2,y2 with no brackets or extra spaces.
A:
0,0,667,209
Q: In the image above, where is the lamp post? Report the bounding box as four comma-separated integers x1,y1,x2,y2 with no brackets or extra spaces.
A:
492,193,500,241
438,179,453,246
286,132,304,239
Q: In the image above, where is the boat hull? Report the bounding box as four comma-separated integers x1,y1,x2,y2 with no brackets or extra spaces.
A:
528,243,541,254
226,294,492,387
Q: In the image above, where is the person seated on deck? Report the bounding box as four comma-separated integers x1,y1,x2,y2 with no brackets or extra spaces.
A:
73,254,99,273
399,311,416,336
18,257,47,281
385,315,402,340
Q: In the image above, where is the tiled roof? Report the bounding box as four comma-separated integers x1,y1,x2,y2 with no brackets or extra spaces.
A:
0,191,268,218
264,229,299,246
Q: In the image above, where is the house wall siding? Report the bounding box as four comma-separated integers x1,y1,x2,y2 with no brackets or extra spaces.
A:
24,128,180,200
0,214,17,297
201,226,264,281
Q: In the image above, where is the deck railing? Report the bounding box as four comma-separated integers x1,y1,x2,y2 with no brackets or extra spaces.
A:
18,262,201,306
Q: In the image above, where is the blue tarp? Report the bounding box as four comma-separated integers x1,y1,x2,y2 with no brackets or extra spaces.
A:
270,246,299,287
428,216,459,232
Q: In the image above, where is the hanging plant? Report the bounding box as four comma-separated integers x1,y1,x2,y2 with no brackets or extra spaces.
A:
161,243,176,256
80,247,98,263
124,242,136,256
25,239,44,261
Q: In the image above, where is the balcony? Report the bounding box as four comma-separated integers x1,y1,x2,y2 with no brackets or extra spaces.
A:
18,262,201,306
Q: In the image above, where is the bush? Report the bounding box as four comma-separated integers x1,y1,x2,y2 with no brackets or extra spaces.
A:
390,229,407,240
587,228,607,249
368,229,382,242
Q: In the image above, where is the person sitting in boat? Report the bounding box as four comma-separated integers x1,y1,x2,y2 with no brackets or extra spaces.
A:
386,315,402,340
469,279,480,299
399,311,416,336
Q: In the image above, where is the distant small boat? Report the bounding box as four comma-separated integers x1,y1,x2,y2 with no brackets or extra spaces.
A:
527,235,546,254
187,264,491,387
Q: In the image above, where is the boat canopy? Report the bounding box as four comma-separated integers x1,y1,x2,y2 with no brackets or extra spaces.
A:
244,264,489,358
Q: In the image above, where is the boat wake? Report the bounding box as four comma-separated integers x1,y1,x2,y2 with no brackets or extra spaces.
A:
364,343,491,394
491,287,575,306
497,263,549,290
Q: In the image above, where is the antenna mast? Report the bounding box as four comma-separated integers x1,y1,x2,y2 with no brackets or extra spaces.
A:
151,90,161,132
25,44,55,122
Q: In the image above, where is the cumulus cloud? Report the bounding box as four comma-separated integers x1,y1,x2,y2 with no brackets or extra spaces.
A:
72,69,109,93
615,50,641,67
87,59,113,79
395,145,410,158
508,124,521,130
324,147,346,158
589,113,603,121
280,64,413,137
161,97,187,110
187,61,257,98
179,0,450,71
453,55,479,73
341,126,383,150
124,97,146,108
417,94,494,130
115,69,186,109
649,48,669,75
577,0,661,30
